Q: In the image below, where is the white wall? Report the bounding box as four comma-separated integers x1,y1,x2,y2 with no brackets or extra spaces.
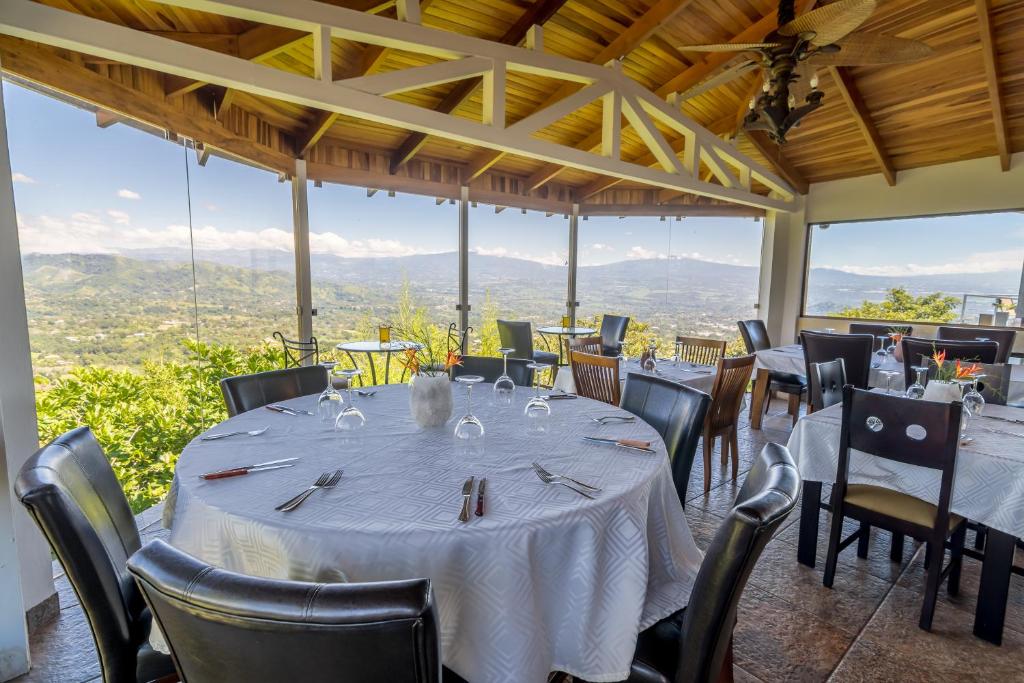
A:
760,199,807,346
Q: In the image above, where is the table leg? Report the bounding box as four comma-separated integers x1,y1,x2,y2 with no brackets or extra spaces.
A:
749,368,770,430
343,350,364,388
798,480,822,568
364,352,377,387
974,528,1015,645
384,350,392,385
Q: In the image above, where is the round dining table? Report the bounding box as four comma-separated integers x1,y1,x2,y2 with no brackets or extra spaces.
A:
335,339,423,385
536,325,598,364
163,383,702,683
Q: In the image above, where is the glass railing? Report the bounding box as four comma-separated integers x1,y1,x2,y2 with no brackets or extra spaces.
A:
957,293,1021,327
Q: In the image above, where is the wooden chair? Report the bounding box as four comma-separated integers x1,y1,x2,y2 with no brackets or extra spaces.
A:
674,336,727,366
565,335,603,359
273,331,319,368
569,350,621,406
824,386,967,631
701,354,755,493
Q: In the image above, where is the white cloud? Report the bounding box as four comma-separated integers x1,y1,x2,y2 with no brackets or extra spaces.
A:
588,243,614,252
106,209,130,225
12,172,35,184
834,248,1024,277
472,246,565,266
627,245,666,260
117,188,141,200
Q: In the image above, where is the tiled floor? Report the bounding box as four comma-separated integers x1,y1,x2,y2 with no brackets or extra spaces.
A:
14,398,1024,682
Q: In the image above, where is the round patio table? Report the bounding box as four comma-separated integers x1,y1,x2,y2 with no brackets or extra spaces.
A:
163,384,701,683
536,326,598,365
335,340,423,385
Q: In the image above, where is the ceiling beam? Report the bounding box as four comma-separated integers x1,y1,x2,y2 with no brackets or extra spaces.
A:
95,109,121,128
827,66,896,186
466,0,697,182
742,130,809,195
974,0,1010,171
387,0,569,174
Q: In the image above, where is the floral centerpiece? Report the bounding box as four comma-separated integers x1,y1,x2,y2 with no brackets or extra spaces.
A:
398,335,462,428
922,349,982,403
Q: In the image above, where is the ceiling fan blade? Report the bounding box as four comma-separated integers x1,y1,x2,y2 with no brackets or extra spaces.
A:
807,33,933,65
679,61,760,101
676,42,781,52
778,0,877,46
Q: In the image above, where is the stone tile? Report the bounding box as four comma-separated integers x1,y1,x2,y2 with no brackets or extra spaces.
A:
733,586,855,682
733,665,765,682
683,507,727,552
827,637,951,682
15,603,100,683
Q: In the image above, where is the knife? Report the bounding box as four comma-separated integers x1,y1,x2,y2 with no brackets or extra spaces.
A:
543,393,578,400
200,457,299,480
268,404,314,416
582,436,655,453
266,404,299,415
985,415,1024,425
459,476,475,522
475,478,487,517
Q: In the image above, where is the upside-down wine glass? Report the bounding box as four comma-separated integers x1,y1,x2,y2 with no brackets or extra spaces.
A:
317,361,343,423
335,368,366,440
493,347,516,406
872,336,888,369
962,374,986,420
905,366,927,399
643,340,657,374
454,374,485,455
524,362,551,432
672,340,682,367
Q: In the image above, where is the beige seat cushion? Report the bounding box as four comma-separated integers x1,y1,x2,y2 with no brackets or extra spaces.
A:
845,484,963,530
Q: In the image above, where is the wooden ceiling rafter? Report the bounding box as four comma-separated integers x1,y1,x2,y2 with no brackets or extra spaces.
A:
385,0,570,175
743,130,810,195
827,66,897,186
973,0,1011,171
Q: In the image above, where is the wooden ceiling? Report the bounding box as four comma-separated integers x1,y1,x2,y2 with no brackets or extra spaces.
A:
2,0,1022,213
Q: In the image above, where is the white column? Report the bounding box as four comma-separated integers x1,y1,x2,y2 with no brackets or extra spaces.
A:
458,185,470,338
759,199,808,345
291,159,314,347
0,73,47,680
566,203,579,328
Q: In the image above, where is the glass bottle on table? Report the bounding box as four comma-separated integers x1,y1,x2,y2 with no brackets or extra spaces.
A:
642,340,657,374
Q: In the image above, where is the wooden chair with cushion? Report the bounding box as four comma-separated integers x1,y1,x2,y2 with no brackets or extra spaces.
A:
675,336,727,367
273,331,319,368
848,322,913,338
809,359,846,413
937,326,1016,364
823,386,967,631
623,443,800,683
701,354,755,493
570,350,621,406
900,337,999,386
566,335,603,358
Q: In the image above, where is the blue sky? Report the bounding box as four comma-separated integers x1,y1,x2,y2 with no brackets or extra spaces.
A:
6,79,1022,276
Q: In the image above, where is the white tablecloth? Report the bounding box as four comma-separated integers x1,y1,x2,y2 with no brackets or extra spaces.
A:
554,358,716,396
787,401,1024,537
163,384,702,683
755,343,906,389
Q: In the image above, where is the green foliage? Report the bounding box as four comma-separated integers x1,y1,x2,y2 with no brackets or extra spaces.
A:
832,287,959,323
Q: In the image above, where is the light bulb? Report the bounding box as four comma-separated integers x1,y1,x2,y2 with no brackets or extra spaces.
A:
810,73,819,89
788,94,796,108
762,80,770,92
748,97,756,110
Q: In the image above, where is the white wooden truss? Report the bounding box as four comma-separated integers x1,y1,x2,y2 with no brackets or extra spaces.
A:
0,0,797,211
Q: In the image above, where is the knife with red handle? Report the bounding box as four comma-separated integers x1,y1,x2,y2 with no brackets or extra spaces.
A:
475,478,487,517
200,458,297,480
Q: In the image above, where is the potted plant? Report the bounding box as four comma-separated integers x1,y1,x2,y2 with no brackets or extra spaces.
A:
400,341,462,428
921,349,981,403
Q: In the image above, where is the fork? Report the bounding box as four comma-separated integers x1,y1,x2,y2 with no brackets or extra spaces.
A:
532,462,601,492
532,467,595,499
201,427,269,441
275,470,343,512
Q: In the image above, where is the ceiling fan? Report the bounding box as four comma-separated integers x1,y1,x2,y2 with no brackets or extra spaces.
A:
677,0,933,143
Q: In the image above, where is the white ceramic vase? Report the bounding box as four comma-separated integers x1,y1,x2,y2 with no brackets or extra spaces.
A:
409,373,453,428
922,380,962,404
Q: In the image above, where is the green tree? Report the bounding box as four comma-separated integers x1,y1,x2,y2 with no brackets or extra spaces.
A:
833,287,959,323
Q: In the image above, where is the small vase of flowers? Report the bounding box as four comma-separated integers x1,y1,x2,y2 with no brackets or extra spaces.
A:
921,350,981,403
401,341,462,428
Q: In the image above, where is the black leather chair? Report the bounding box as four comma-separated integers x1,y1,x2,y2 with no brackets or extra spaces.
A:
737,319,807,407
599,314,630,356
848,322,913,337
15,427,175,683
496,319,558,368
127,539,441,683
219,365,329,416
621,373,711,506
809,359,846,412
451,355,534,385
900,336,999,386
623,443,800,683
801,330,873,389
937,325,1016,364
976,363,1011,406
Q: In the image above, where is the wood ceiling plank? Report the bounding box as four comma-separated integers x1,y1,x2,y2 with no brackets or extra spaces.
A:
742,130,810,195
827,66,897,186
975,0,1011,170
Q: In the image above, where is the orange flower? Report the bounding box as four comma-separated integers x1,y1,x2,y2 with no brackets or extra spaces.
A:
445,351,463,370
955,361,982,379
402,347,420,375
932,349,946,367
891,333,903,344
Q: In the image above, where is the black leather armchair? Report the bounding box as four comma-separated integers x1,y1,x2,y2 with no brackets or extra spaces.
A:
801,330,873,389
599,314,630,356
219,365,329,416
625,443,800,683
452,355,534,385
15,427,175,683
620,373,710,506
127,539,442,683
496,319,558,367
737,319,807,401
937,325,1016,364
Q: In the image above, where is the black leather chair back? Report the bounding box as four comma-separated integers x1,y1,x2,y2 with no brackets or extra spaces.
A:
675,443,800,682
128,539,441,683
496,319,535,360
976,363,1011,406
15,427,155,683
220,365,328,416
810,359,846,412
599,315,630,356
737,319,771,353
937,326,1016,364
848,322,912,337
801,330,873,389
621,374,711,505
900,336,999,386
452,355,534,385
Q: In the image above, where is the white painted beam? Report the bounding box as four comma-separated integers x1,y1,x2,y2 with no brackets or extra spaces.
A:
291,159,313,345
340,56,490,96
600,91,620,159
312,24,332,82
482,59,505,127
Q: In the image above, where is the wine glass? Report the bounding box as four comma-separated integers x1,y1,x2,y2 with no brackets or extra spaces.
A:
616,341,627,365
493,347,516,406
317,361,343,423
524,362,551,432
872,336,888,369
905,366,927,399
454,375,485,455
962,374,986,419
643,341,657,374
672,340,681,367
886,333,898,356
334,368,366,439
879,370,900,395
823,327,836,334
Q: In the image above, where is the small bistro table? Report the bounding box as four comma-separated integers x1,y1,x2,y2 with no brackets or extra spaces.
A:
787,399,1024,645
335,340,423,386
536,326,598,365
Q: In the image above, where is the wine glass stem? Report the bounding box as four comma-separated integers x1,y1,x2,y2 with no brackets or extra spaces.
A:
466,385,473,415
502,353,508,375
